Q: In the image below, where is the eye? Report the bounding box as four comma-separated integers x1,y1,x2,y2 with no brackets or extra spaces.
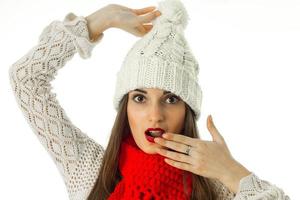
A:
132,94,180,104
132,94,146,103
165,95,180,104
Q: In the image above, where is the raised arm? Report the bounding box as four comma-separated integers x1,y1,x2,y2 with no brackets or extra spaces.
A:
9,3,162,199
8,12,106,198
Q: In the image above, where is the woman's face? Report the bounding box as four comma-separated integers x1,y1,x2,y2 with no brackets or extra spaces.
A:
127,87,186,154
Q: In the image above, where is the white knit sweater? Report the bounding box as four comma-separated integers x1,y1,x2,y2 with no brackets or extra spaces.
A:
8,12,290,200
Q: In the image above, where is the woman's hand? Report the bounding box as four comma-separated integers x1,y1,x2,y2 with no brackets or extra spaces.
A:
154,115,252,194
85,4,161,41
108,4,161,36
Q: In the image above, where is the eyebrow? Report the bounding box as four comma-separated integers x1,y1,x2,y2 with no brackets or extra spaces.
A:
133,89,171,95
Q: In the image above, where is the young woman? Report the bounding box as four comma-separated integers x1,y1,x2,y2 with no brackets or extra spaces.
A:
9,0,290,199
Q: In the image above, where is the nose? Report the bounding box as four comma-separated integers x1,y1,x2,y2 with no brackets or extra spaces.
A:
148,103,165,123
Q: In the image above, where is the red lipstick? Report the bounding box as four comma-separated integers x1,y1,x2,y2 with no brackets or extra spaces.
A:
145,128,165,143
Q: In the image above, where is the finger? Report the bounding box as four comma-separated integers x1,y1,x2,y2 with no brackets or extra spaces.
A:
164,158,193,173
143,24,153,32
143,24,153,29
207,115,225,143
136,24,146,34
154,137,191,155
156,146,191,164
139,10,161,23
161,132,198,147
132,6,156,15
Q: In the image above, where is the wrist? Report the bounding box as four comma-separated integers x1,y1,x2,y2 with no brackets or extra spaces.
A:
219,160,252,194
85,11,111,42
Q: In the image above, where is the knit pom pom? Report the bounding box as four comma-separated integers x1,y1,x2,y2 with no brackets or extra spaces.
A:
157,0,189,29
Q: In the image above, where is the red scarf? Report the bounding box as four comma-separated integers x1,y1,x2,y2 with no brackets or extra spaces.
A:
108,131,193,199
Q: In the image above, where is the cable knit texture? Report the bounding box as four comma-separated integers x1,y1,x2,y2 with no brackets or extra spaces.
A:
8,12,290,200
108,131,193,199
113,0,203,121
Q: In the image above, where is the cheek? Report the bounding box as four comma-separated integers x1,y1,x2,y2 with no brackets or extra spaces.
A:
168,105,186,132
127,103,149,150
127,103,144,131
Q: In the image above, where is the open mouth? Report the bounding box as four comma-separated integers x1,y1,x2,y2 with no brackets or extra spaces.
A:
144,128,165,143
145,130,164,138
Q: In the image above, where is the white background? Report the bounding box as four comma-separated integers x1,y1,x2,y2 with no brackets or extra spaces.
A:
0,0,299,199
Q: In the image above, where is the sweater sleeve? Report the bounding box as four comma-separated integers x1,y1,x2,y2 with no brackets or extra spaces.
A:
8,12,105,199
212,172,290,200
232,172,290,200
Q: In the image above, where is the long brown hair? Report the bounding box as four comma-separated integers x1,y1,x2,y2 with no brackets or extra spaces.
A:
87,93,217,200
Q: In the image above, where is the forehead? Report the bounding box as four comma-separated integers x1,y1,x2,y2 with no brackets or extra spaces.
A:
130,88,172,94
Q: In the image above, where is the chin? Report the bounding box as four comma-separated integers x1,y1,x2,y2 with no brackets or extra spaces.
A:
133,137,158,154
139,143,158,155
144,149,158,155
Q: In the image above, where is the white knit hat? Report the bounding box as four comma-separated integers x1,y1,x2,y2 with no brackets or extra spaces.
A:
113,0,203,121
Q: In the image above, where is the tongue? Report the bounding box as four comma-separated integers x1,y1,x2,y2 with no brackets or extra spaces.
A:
149,132,162,137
